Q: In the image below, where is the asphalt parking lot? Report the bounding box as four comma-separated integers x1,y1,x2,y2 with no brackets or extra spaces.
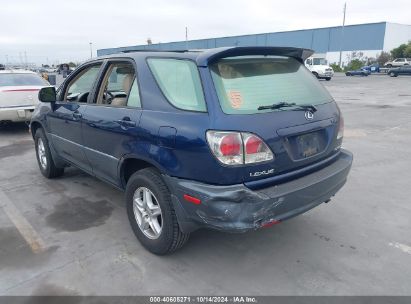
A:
1,73,410,296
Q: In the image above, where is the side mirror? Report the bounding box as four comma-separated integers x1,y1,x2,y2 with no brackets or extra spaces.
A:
38,87,57,103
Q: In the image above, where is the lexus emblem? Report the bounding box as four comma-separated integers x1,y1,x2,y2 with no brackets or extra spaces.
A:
305,111,314,120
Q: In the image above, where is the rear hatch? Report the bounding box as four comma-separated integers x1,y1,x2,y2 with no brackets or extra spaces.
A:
0,73,49,108
208,55,343,184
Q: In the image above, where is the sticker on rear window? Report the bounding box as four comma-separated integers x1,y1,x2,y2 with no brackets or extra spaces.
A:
228,90,243,109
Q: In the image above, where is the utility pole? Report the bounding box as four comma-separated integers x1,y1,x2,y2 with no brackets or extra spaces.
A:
338,2,347,68
89,42,93,59
185,27,188,50
24,51,27,69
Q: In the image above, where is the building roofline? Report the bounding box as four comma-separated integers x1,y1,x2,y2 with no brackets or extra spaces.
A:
385,21,411,26
98,21,404,53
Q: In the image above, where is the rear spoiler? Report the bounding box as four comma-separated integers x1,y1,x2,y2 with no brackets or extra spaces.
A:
196,46,314,66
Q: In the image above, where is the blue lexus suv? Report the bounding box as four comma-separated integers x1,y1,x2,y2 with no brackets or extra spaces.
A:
31,47,353,255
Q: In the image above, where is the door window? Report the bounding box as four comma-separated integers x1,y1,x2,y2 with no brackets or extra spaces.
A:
127,79,141,107
64,64,102,103
96,62,140,107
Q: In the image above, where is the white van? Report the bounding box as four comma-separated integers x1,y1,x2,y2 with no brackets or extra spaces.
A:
305,54,334,81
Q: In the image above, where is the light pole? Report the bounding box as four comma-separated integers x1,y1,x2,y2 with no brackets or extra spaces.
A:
338,3,347,68
89,42,93,59
185,27,188,50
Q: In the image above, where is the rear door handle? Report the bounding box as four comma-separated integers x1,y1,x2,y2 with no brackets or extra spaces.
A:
73,111,82,119
116,117,136,128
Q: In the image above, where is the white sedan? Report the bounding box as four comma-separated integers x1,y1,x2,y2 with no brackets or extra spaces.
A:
0,70,49,123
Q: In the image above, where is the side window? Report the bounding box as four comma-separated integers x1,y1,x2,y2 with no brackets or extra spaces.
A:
147,58,206,112
127,79,141,107
96,62,140,107
65,65,101,103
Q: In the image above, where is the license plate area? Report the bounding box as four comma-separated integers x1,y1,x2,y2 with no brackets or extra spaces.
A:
285,130,327,160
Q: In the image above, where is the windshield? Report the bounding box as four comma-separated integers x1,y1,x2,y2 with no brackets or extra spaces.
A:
313,58,328,65
210,56,333,114
0,73,48,87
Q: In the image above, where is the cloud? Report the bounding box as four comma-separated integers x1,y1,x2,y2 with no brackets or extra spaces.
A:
0,0,410,65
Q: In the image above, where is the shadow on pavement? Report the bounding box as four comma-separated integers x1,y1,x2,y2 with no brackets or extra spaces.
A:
0,122,30,134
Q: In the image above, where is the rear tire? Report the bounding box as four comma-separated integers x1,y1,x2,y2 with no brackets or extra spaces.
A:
34,128,64,178
312,72,319,79
389,71,397,77
345,72,351,76
126,168,189,255
386,64,392,68
325,77,331,81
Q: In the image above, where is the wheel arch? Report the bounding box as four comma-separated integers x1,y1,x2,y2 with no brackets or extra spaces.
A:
30,120,44,139
118,155,165,189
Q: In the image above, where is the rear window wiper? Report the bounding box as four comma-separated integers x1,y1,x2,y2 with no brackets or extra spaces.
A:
257,102,317,112
257,102,295,111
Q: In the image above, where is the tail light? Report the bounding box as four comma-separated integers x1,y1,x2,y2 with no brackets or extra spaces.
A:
206,131,274,166
337,114,344,140
206,131,243,165
243,133,273,164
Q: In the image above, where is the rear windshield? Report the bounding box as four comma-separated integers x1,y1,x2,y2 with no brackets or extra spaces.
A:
0,73,48,87
210,56,333,114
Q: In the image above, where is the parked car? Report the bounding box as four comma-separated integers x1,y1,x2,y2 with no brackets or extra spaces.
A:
0,70,49,123
361,63,380,73
30,47,353,255
388,66,411,77
384,58,411,68
345,69,370,76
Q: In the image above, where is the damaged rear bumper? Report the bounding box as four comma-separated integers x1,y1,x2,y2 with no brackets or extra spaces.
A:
164,149,353,233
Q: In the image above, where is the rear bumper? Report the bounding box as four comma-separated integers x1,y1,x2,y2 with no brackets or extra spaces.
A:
164,149,353,233
0,106,35,122
318,71,333,78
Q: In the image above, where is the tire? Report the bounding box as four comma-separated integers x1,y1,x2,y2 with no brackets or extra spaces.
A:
389,72,397,77
325,77,331,81
312,72,319,79
126,167,189,255
34,128,64,178
345,72,351,76
386,64,392,68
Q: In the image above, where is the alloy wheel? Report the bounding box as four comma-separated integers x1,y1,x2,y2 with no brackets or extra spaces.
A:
133,187,163,239
37,138,47,170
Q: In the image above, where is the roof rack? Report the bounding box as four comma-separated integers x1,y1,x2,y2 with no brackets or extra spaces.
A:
120,49,190,53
